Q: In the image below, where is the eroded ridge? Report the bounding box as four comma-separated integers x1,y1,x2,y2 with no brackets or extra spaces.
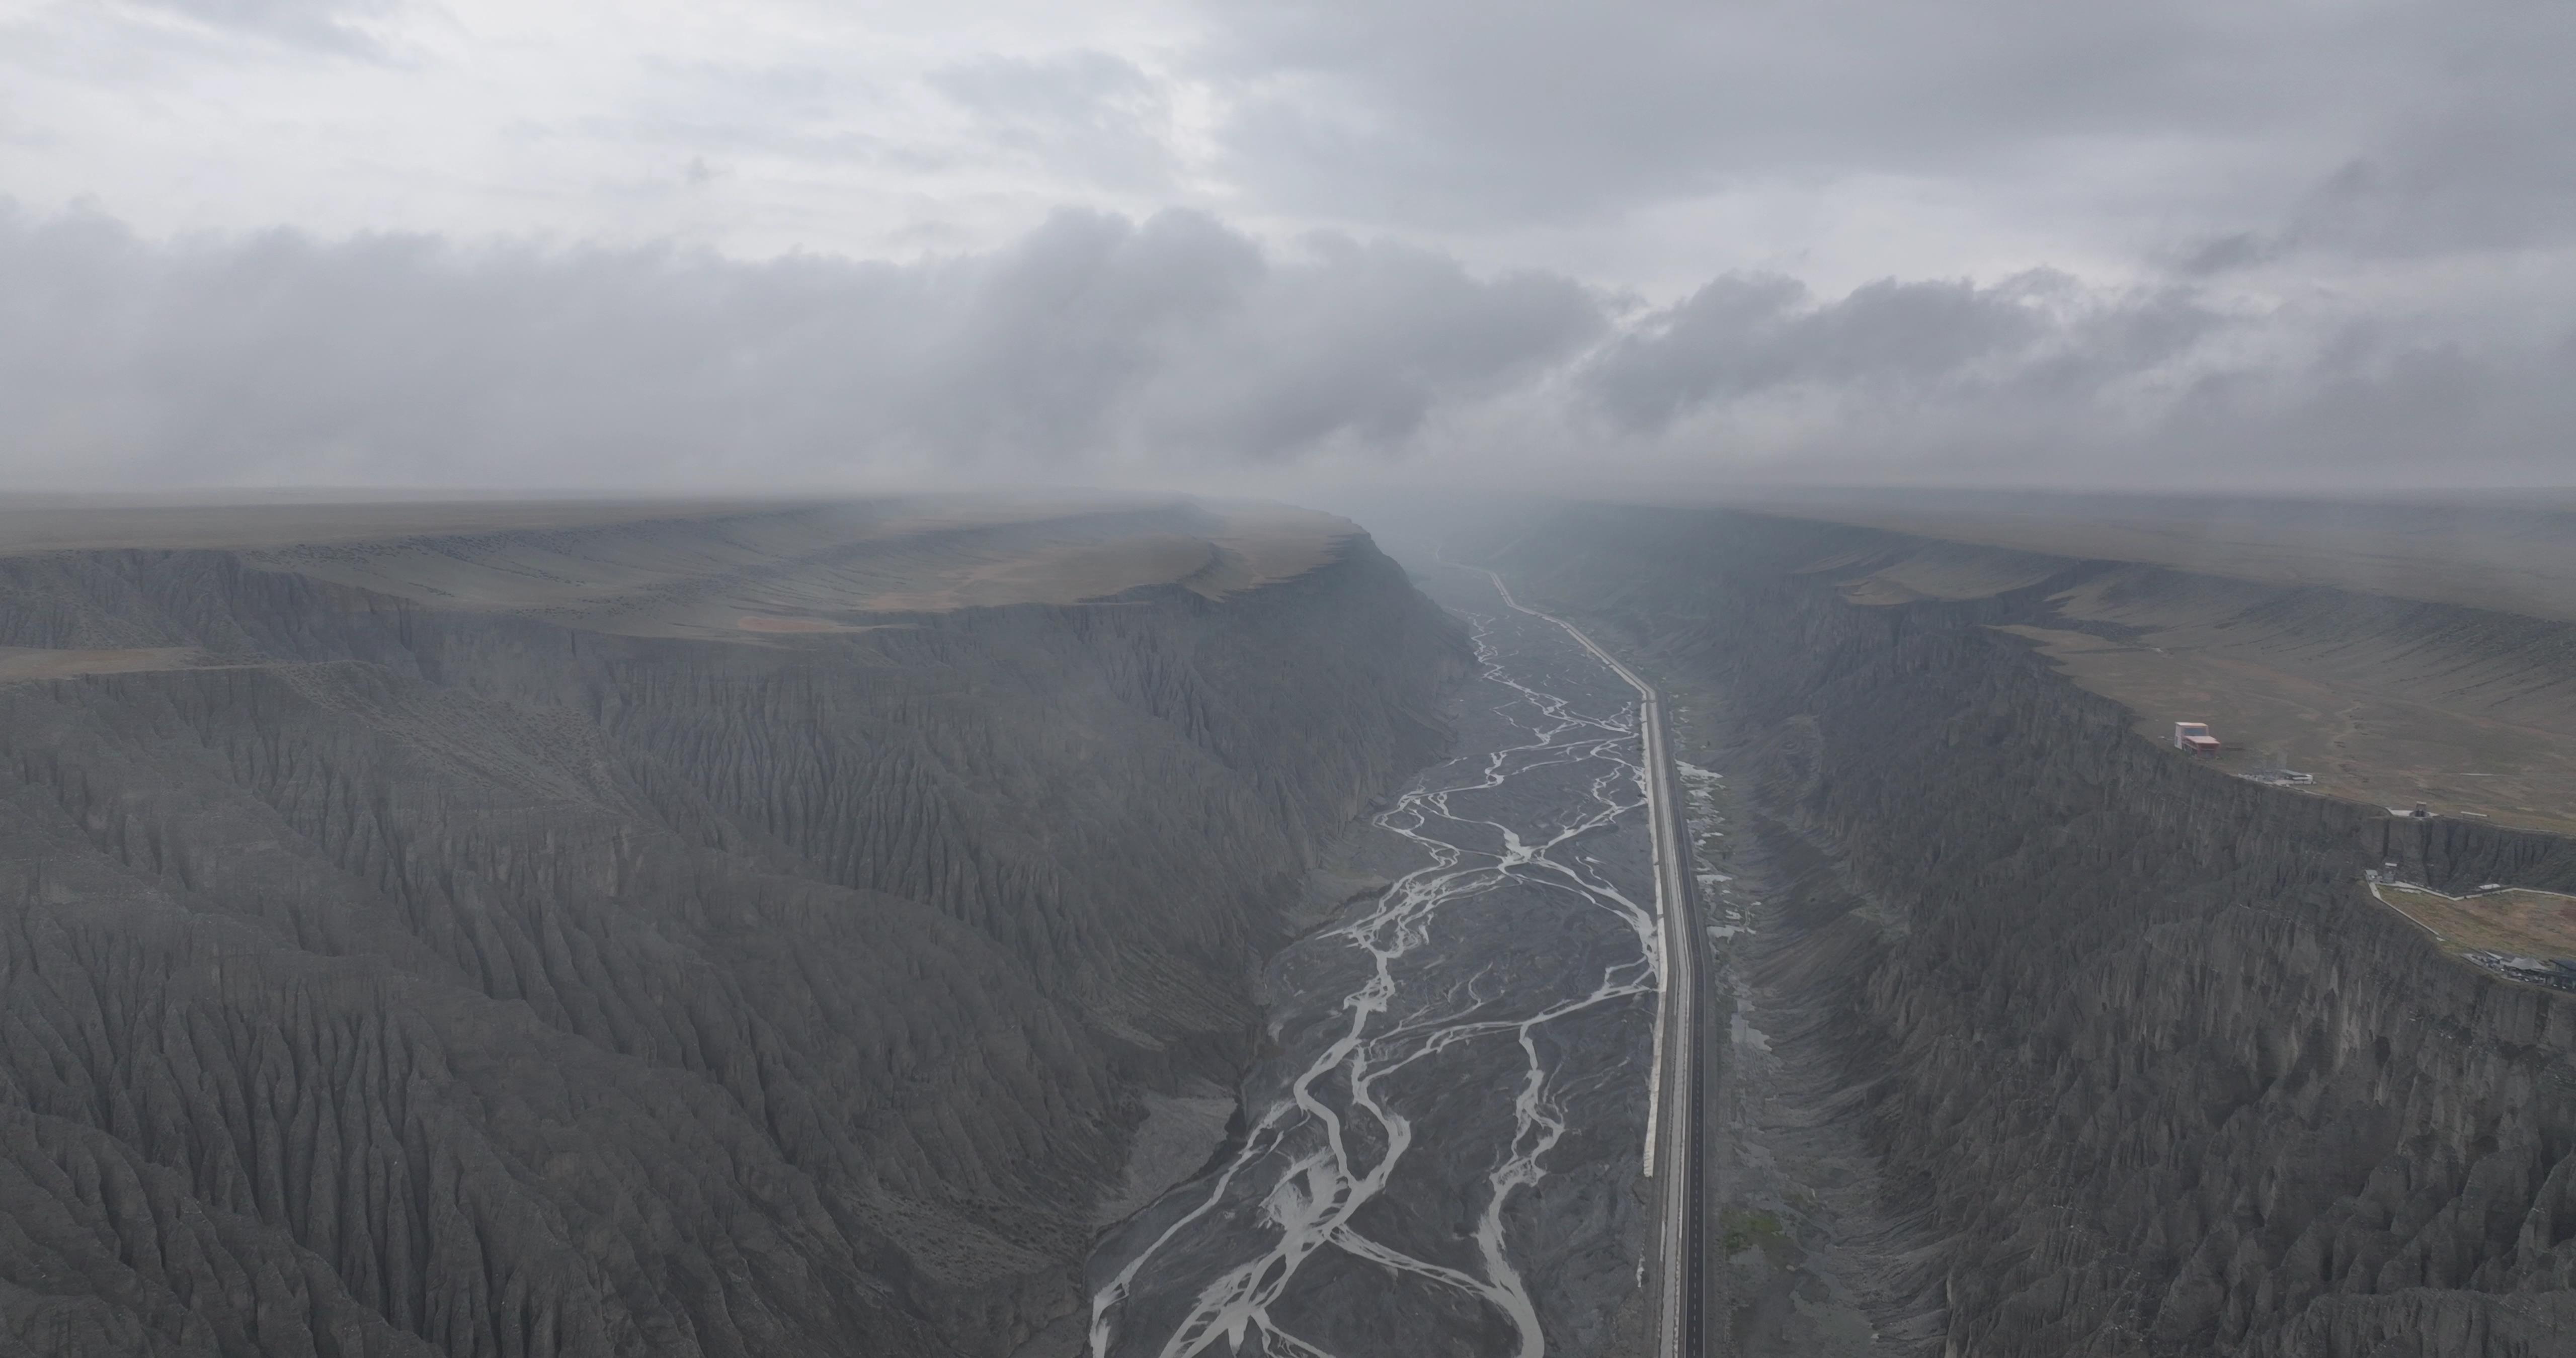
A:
1088,575,1662,1358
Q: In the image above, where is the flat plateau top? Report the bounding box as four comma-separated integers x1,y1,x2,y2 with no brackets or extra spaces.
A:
1745,491,2576,838
0,492,1359,640
0,495,771,555
1742,490,2576,624
2372,884,2576,972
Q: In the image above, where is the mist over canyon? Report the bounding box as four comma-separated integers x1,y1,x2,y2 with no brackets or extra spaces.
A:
5,491,2575,1358
14,2,2576,1353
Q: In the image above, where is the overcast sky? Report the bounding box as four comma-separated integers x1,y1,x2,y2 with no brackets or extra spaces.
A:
4,0,2571,493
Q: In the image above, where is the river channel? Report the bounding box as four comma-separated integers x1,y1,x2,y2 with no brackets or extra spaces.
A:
1084,566,1663,1358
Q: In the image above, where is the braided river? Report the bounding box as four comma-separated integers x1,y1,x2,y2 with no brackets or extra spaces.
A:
1086,567,1663,1358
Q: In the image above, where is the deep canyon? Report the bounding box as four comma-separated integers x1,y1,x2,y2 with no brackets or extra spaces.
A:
6,494,2575,1358
1475,503,2576,1356
1082,564,1661,1358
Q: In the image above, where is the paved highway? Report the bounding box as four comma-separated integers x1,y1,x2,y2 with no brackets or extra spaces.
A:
1478,570,1706,1358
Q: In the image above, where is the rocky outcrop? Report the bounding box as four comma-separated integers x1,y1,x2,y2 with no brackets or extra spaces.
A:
1480,506,2576,1356
0,516,1468,1357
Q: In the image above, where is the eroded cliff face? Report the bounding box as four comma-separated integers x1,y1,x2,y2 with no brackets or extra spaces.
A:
1482,507,2576,1357
0,518,1467,1357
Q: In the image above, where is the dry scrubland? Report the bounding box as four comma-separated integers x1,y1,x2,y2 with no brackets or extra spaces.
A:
0,495,1469,1357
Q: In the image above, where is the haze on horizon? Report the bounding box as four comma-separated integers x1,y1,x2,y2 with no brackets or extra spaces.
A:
4,0,2571,497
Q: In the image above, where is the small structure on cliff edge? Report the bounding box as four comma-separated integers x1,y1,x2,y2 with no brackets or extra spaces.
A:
2174,721,2221,753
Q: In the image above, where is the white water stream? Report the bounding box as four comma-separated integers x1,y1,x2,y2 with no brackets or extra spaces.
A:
1087,587,1663,1358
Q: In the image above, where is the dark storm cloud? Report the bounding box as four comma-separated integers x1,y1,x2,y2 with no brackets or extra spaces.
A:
0,204,1603,487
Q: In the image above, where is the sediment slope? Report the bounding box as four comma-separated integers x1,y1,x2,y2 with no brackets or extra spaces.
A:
0,500,1468,1357
1481,506,2576,1356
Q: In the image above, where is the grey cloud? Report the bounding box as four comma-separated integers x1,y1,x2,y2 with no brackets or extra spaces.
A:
1195,0,2327,227
1585,273,2069,430
1560,264,2576,491
577,60,902,170
1146,235,1604,457
897,209,1268,460
125,0,402,59
2004,287,2221,400
2178,232,2276,277
931,51,1178,192
579,50,1183,190
4,200,2566,496
2184,126,2576,275
2156,329,2576,484
2234,6,2576,265
0,205,1603,488
1192,0,2576,277
2190,123,2576,272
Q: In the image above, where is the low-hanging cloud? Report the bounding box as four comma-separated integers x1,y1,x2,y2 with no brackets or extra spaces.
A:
1587,274,2065,429
0,204,1600,489
4,200,2570,494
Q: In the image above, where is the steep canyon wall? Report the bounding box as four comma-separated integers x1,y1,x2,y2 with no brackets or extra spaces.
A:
0,512,1467,1358
1484,506,2576,1357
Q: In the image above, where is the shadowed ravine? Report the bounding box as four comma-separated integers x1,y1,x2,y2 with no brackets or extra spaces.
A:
1085,570,1659,1358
